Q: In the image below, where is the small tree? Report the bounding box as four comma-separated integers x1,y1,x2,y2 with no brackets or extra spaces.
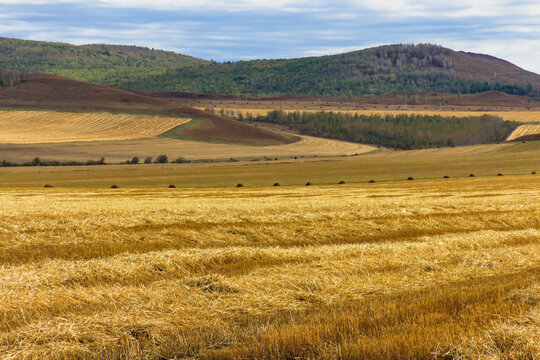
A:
144,157,152,164
131,156,139,164
155,154,168,164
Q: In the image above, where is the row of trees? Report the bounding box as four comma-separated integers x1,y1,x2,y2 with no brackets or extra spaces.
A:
0,155,189,167
247,110,518,149
0,68,27,86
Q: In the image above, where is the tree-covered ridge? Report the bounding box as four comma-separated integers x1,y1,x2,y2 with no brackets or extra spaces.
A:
117,44,538,96
1,39,538,97
246,110,518,149
0,37,207,85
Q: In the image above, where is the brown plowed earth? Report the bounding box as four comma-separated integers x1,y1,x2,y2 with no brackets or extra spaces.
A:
141,91,540,110
0,74,294,146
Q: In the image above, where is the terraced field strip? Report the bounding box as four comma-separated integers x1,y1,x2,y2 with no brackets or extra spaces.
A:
0,110,190,144
506,124,540,141
201,107,540,123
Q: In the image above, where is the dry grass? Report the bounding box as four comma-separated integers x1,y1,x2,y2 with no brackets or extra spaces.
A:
0,110,189,144
0,140,537,188
202,107,540,123
0,176,538,359
507,125,540,141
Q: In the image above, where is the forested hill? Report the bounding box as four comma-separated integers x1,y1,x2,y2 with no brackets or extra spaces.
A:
128,44,540,97
2,38,540,97
0,37,207,85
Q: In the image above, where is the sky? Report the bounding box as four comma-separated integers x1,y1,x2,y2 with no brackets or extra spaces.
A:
1,0,540,73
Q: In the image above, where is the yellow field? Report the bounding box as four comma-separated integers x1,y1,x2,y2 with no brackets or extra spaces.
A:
0,110,190,144
507,124,540,141
201,107,540,123
0,176,538,359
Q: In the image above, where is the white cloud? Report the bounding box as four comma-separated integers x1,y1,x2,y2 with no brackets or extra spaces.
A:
0,0,319,11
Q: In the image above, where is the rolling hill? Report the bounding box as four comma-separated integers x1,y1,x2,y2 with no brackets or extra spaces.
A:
0,37,207,87
3,38,540,98
0,73,295,146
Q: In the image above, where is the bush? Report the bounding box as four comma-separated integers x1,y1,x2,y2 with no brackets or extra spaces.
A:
172,157,187,163
155,155,168,164
131,157,139,164
144,157,152,164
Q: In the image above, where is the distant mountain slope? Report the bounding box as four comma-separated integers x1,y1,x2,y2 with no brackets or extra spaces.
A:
0,73,295,146
0,37,208,87
128,44,540,97
2,39,540,97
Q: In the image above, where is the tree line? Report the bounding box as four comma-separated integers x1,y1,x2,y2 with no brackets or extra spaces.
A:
244,110,519,149
0,68,28,86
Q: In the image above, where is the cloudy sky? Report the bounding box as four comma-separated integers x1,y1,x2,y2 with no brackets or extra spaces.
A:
1,0,540,72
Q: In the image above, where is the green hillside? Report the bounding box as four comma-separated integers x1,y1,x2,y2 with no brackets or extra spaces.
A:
0,37,207,86
2,38,539,97
127,44,539,96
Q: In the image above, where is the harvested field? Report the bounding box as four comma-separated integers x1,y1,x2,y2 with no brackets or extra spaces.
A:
199,107,540,123
0,176,538,359
507,124,540,141
0,133,373,163
0,110,190,143
0,141,538,188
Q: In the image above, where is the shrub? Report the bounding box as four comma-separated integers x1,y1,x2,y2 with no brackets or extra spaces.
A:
236,183,244,187
368,180,375,183
407,177,414,181
110,185,119,189
305,182,311,186
155,155,168,164
43,184,53,188
172,157,187,164
273,183,280,187
338,180,346,184
144,157,152,164
131,157,139,164
168,184,176,188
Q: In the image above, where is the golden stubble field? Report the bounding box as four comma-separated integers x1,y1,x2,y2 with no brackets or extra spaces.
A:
0,176,538,359
198,107,540,123
0,110,189,143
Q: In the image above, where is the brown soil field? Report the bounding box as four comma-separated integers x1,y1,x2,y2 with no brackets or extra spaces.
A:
0,74,293,146
0,176,538,359
0,110,190,143
150,90,540,112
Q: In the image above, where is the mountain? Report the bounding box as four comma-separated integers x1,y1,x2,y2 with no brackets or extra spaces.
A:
0,73,295,146
2,38,540,98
